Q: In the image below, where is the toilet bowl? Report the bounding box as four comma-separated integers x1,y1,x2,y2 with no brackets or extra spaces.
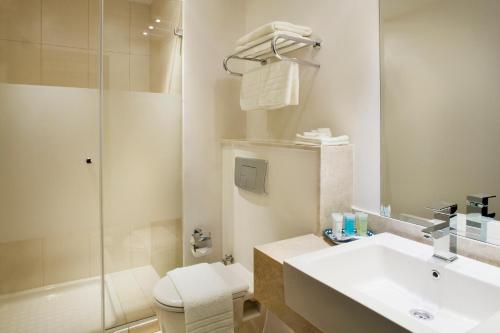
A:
153,262,253,333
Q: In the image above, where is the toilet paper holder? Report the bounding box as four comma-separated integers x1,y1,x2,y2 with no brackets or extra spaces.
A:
191,228,212,251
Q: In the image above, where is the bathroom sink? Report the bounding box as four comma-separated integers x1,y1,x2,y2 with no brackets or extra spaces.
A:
283,233,500,333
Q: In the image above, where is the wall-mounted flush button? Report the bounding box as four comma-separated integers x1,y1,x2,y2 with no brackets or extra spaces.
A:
235,157,267,194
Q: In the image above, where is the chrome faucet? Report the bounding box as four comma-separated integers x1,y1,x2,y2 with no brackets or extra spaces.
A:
466,194,496,241
421,202,458,262
466,194,496,218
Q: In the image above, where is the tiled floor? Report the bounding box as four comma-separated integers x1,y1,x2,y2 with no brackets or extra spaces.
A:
0,265,160,333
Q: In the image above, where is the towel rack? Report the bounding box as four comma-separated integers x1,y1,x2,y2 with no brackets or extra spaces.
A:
223,34,322,76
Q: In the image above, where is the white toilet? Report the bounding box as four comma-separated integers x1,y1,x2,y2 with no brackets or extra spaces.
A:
153,262,253,333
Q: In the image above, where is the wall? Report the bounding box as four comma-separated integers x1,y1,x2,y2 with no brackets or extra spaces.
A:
183,0,247,265
0,0,181,94
243,0,380,213
380,0,500,218
183,0,380,264
0,0,99,88
222,144,320,272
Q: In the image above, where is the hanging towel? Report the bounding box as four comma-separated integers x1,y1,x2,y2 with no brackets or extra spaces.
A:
237,21,312,46
168,263,234,333
240,61,299,111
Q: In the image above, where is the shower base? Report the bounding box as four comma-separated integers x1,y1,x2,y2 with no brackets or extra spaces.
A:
0,265,160,333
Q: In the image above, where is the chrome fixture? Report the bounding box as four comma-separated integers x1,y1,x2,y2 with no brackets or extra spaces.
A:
421,202,458,262
222,254,234,266
191,228,212,250
409,309,434,321
466,194,496,218
466,194,496,241
223,34,322,76
174,27,183,37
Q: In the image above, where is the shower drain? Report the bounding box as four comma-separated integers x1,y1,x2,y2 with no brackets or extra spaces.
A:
409,309,434,321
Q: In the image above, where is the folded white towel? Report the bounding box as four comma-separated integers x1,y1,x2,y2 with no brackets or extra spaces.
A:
236,35,311,60
235,31,302,54
240,61,299,111
237,21,312,46
168,263,234,333
253,42,307,60
295,134,350,146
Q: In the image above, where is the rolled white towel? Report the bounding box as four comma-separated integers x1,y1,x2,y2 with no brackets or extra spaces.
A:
237,21,312,46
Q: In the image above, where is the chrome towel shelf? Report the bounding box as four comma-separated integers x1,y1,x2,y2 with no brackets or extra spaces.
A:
223,34,322,76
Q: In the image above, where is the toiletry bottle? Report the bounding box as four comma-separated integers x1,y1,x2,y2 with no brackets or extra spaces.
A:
344,213,356,237
332,213,343,239
356,212,368,236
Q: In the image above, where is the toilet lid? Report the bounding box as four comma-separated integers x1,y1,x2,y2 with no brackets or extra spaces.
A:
153,262,249,309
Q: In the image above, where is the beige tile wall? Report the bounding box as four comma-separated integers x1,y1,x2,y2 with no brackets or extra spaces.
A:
0,0,180,92
0,219,182,295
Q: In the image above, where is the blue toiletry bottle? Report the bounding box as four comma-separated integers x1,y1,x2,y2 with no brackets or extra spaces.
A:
344,213,356,237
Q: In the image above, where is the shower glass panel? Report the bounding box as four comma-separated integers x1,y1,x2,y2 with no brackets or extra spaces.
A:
0,0,103,332
101,0,183,331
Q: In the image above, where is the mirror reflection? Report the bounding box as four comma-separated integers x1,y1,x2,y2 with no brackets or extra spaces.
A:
380,0,500,245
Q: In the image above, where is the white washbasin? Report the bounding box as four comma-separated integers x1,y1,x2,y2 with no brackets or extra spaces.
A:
284,233,500,333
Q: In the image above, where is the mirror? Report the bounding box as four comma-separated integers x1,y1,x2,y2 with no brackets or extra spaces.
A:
380,0,500,245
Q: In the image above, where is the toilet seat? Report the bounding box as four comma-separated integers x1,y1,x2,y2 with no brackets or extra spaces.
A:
153,262,250,313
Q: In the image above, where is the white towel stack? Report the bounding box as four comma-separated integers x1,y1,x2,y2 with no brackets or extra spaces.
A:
238,21,312,111
235,21,312,59
168,263,234,333
295,128,350,146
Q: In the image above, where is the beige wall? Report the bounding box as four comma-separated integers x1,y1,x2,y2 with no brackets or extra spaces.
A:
0,0,181,93
183,0,247,265
381,0,500,217
243,0,381,212
222,145,320,272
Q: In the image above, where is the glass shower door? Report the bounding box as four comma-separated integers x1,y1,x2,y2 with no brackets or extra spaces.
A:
0,0,103,332
101,0,183,331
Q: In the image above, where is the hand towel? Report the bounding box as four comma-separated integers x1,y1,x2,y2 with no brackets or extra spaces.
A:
168,263,234,333
240,61,299,111
237,21,312,46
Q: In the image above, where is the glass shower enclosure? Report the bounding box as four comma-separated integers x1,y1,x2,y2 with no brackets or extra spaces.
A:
0,0,182,332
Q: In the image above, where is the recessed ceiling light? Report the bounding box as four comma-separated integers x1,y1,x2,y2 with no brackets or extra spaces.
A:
148,25,154,30
142,31,148,36
155,18,161,23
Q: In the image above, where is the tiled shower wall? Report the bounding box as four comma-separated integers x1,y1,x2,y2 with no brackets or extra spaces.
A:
0,0,181,93
0,220,181,295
